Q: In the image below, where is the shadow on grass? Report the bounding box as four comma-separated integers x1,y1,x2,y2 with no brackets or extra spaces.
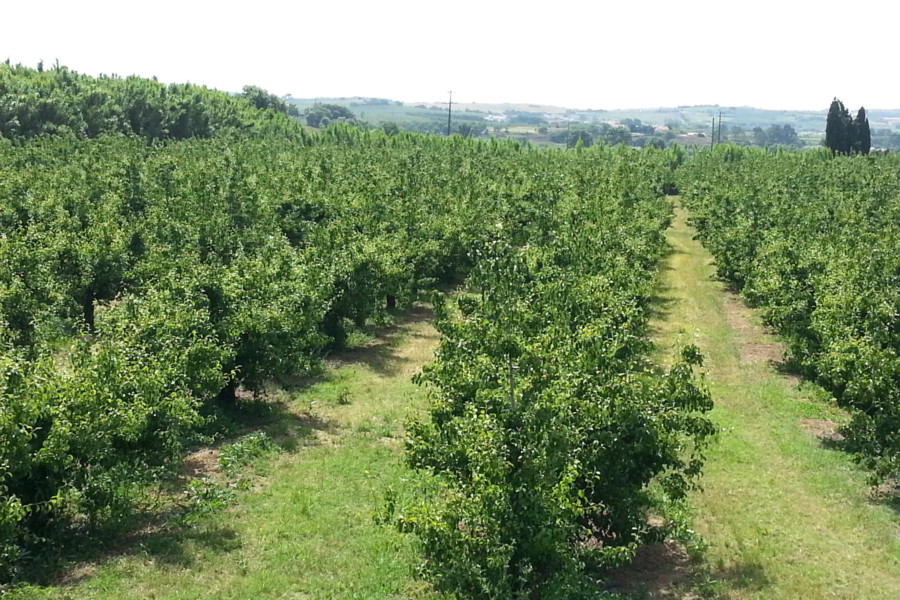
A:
869,482,900,513
66,525,241,587
646,244,684,373
130,525,241,568
604,541,693,598
770,362,900,514
17,517,242,588
771,356,814,383
606,541,771,599
277,303,435,382
712,560,770,592
14,399,331,588
328,304,435,378
647,244,680,327
219,395,335,454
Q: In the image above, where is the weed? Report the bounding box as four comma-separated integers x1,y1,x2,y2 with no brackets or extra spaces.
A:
219,432,278,478
170,478,234,527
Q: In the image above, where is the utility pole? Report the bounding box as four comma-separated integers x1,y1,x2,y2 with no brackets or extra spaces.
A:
446,90,453,136
711,117,716,148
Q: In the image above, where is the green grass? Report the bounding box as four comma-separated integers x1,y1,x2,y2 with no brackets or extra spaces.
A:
649,201,900,599
9,307,441,600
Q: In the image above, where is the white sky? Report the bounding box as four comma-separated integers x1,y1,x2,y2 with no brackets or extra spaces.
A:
3,1,897,110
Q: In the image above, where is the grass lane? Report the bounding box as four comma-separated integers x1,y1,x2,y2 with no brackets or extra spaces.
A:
12,308,440,600
650,201,900,599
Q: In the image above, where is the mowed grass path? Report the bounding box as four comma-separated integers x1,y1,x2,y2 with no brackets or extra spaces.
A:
651,202,900,599
13,308,440,600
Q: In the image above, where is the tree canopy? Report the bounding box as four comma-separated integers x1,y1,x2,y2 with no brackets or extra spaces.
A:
751,124,799,147
239,85,289,114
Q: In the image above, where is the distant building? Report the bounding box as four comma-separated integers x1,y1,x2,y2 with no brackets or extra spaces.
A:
484,114,509,122
544,114,578,125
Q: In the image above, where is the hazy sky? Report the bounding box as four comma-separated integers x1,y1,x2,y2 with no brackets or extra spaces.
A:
4,1,897,110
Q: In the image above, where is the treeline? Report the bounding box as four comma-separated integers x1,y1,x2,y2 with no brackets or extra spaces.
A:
678,145,900,480
0,62,300,141
547,123,633,148
714,123,800,147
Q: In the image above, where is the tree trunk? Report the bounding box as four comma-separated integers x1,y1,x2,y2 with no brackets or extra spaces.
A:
82,291,95,332
217,378,237,406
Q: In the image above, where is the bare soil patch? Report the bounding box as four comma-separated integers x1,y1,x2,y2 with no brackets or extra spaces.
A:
607,541,697,599
180,448,222,479
799,418,844,443
720,290,788,368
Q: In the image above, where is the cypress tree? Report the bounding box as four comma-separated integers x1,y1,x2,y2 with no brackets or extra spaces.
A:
826,98,862,155
826,98,846,154
854,107,871,154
